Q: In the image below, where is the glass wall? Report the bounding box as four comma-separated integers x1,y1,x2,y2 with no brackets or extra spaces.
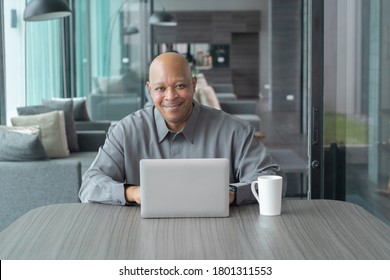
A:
324,0,390,225
75,0,148,121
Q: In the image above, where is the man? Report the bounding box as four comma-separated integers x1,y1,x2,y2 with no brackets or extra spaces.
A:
79,52,283,205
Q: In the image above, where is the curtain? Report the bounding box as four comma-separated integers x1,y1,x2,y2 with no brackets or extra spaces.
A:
25,20,63,105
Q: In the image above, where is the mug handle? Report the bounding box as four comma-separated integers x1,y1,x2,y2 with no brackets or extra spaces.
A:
251,181,260,202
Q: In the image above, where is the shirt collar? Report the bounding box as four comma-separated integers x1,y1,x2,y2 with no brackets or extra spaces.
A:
154,101,200,144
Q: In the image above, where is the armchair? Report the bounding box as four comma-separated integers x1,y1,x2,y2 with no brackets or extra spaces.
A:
219,100,261,132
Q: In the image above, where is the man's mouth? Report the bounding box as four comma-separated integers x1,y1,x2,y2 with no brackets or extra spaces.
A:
163,103,182,111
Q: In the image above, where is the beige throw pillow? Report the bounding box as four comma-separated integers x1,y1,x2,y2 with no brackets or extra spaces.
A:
203,85,221,109
11,110,69,158
196,73,208,89
193,86,221,110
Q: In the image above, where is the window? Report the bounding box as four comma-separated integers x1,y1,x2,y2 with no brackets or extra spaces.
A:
323,0,390,225
0,0,5,125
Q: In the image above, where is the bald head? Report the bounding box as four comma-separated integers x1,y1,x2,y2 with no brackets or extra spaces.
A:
149,52,193,81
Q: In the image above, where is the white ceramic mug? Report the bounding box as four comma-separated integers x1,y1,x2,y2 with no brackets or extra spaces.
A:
251,175,283,216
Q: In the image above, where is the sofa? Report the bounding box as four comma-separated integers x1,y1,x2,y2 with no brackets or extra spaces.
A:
88,92,141,121
219,100,261,132
87,75,142,121
0,123,108,231
210,83,237,102
0,98,111,231
195,74,262,133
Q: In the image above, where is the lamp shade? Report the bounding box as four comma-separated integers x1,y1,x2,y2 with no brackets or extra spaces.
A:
149,10,177,26
124,25,139,35
24,0,71,21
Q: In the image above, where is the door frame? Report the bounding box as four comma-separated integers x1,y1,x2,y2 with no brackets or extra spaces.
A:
308,0,325,199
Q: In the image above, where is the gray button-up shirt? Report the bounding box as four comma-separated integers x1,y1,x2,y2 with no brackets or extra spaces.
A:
79,102,282,205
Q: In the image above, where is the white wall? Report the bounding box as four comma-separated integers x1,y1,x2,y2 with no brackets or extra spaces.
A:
3,0,26,125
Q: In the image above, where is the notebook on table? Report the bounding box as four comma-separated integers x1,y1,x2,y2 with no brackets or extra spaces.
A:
140,158,230,218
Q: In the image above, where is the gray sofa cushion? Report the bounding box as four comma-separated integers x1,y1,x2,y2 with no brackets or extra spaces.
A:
75,120,110,132
211,83,235,93
0,126,48,161
42,99,79,152
18,100,79,152
72,97,90,121
77,130,107,152
16,105,52,115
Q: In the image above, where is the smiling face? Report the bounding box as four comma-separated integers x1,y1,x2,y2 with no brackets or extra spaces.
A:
146,52,197,132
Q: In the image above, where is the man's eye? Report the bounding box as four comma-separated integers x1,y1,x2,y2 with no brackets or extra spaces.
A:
155,87,165,92
176,84,186,89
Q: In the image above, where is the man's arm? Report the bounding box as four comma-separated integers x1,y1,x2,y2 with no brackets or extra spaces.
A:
230,125,284,205
79,125,129,205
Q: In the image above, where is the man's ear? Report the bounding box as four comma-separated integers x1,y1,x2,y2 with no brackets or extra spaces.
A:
146,81,154,102
192,76,197,91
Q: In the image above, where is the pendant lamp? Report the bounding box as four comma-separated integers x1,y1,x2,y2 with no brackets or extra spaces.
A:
149,8,177,26
24,0,71,21
124,24,139,35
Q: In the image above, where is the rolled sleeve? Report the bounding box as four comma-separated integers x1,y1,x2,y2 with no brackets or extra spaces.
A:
112,183,127,205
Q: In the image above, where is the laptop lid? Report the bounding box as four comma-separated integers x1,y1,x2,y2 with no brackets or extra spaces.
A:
140,158,230,218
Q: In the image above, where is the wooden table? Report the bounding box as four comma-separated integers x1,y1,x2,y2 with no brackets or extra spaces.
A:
0,200,389,259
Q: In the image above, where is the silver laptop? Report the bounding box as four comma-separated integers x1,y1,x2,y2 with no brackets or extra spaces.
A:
140,158,230,218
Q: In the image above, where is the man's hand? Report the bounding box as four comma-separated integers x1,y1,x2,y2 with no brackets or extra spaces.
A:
127,187,233,205
125,186,141,204
229,191,235,204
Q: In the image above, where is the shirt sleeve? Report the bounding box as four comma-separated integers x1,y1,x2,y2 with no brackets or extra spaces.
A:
229,124,285,205
78,125,128,205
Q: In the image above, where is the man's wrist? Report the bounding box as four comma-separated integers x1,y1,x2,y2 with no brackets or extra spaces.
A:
124,184,135,203
229,186,237,204
124,184,141,205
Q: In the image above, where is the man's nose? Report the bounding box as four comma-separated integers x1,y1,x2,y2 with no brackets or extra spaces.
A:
165,87,178,99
